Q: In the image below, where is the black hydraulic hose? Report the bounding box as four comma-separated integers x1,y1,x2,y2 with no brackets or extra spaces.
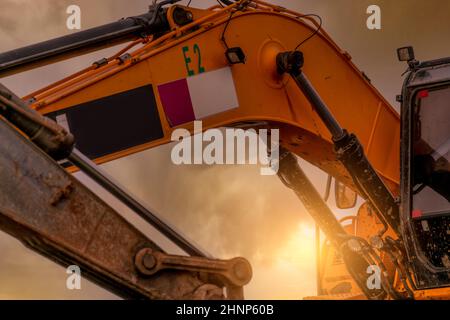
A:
0,1,180,77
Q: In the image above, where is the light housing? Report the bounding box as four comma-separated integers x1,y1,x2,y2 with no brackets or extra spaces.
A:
397,46,415,62
225,47,246,65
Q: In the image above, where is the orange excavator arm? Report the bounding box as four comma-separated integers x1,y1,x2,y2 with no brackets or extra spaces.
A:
26,1,400,193
0,0,412,300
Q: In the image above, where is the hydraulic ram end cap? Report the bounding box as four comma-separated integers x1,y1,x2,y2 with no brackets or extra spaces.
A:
33,115,75,161
0,84,74,161
276,51,304,76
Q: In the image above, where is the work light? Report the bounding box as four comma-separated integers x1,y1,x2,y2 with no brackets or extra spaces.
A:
397,46,415,62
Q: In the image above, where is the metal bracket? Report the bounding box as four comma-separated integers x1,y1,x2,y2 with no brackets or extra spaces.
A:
135,248,252,299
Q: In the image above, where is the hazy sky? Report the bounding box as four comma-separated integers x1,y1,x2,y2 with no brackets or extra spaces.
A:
1,0,450,300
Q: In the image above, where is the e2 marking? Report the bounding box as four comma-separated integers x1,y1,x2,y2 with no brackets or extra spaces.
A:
182,44,205,77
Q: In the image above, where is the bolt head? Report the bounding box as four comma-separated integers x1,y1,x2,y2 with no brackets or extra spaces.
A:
142,253,157,270
231,258,252,285
135,248,158,275
347,238,362,253
370,236,384,250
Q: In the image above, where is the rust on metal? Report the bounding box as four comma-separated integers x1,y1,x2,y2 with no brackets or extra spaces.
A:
0,117,246,299
134,248,252,299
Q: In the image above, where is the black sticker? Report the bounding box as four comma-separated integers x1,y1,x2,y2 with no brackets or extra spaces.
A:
47,85,164,159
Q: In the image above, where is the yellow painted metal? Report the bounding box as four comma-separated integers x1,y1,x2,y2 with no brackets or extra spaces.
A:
29,2,399,193
316,203,450,299
22,1,448,299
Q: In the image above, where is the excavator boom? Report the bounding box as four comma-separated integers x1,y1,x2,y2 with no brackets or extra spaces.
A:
0,0,448,300
10,1,400,191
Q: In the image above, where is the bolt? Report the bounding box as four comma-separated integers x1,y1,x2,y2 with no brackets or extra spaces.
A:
370,235,384,250
232,258,252,283
135,248,158,275
142,252,157,270
347,238,362,253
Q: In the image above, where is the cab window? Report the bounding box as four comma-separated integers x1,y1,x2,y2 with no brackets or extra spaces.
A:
413,85,450,217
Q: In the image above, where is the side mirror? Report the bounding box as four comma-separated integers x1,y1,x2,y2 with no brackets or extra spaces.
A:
335,180,357,209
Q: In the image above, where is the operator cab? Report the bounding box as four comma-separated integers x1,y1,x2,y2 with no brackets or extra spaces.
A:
399,47,450,289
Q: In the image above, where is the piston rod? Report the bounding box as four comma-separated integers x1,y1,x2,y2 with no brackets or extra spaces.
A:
277,51,400,235
0,0,182,77
277,149,387,299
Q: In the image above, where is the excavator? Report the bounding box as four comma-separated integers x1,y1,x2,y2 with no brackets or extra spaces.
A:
0,0,449,300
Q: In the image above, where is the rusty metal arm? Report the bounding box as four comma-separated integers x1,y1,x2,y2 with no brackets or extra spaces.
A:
0,83,207,258
0,91,251,299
